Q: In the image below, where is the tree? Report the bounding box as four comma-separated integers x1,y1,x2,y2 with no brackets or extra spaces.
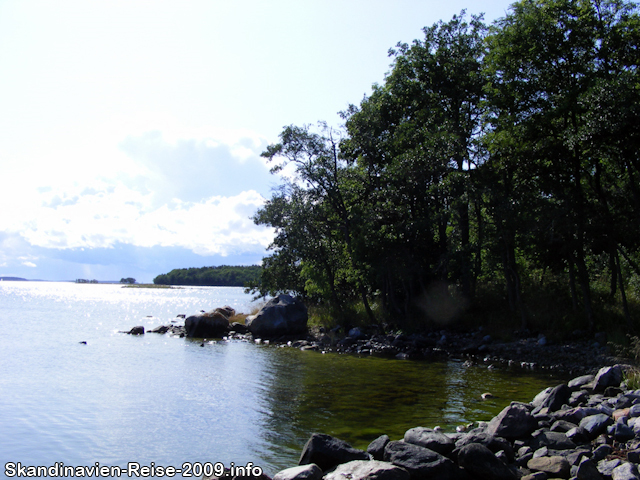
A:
120,277,136,284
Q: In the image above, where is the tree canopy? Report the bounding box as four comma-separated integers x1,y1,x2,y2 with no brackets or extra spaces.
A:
153,265,261,287
250,0,640,333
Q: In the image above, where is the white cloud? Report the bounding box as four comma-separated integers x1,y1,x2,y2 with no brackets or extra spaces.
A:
22,261,37,268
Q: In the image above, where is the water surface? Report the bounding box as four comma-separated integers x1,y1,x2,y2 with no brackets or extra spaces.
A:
0,282,566,476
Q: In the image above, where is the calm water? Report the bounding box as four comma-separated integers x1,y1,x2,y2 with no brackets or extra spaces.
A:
0,282,566,477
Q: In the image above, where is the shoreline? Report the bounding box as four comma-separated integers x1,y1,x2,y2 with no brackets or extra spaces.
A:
260,364,640,480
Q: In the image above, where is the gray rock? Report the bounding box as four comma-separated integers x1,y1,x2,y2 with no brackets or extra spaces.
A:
367,435,390,461
599,459,623,477
185,310,229,338
627,449,640,464
580,414,614,440
551,420,579,433
612,462,640,480
127,325,144,335
527,456,571,478
404,427,455,455
530,430,577,450
457,443,517,480
273,464,323,480
594,365,623,392
575,457,603,480
592,445,613,463
454,432,514,461
323,460,410,480
566,426,590,444
532,387,554,408
298,433,369,472
245,294,308,338
383,441,461,480
542,384,571,412
486,403,538,440
608,423,636,442
569,375,596,389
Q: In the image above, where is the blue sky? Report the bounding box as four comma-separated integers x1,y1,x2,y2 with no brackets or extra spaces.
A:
0,0,515,282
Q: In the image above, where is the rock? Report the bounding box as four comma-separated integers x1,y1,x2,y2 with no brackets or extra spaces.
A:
594,365,623,392
298,433,369,472
215,306,235,318
612,462,640,480
608,423,635,442
541,384,571,412
565,426,590,444
148,325,169,333
230,322,249,334
579,414,614,440
185,310,229,338
569,374,596,389
323,460,410,480
245,294,308,338
367,435,390,461
530,430,577,450
575,457,603,480
273,464,323,480
486,403,538,439
599,459,623,477
527,456,571,478
404,427,455,455
383,441,461,480
532,387,554,408
457,443,517,480
127,326,144,335
455,432,514,461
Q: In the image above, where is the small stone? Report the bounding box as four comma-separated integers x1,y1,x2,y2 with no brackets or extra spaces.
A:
273,464,323,480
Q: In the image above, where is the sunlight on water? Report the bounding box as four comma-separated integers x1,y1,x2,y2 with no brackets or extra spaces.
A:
0,282,567,477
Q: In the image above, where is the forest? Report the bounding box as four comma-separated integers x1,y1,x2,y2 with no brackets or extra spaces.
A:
153,265,261,287
248,0,640,336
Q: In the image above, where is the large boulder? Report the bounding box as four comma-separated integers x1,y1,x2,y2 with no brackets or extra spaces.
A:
246,294,308,338
404,427,455,456
185,308,231,338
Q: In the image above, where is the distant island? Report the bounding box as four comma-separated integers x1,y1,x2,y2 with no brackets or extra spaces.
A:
0,277,28,281
153,265,261,287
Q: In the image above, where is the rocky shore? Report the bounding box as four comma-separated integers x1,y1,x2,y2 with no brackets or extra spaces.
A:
207,364,640,480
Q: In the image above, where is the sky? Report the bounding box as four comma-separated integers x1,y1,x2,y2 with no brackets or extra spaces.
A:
0,0,516,283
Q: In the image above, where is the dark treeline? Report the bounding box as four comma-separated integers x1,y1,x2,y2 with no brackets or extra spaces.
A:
249,0,640,334
153,265,261,287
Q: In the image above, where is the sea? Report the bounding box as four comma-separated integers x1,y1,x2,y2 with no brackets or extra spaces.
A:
0,281,566,478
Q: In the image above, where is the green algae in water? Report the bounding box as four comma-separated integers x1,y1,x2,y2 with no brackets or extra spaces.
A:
256,348,568,460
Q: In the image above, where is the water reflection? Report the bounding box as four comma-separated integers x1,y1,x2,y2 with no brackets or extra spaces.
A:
253,348,567,473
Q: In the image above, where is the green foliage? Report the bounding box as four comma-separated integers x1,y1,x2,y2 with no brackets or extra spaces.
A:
252,1,640,335
120,277,136,284
153,265,261,287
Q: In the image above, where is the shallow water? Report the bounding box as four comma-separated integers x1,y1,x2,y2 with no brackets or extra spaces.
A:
0,282,566,476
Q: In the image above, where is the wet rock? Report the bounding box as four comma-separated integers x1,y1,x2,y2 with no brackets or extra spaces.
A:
404,427,455,455
457,443,517,480
323,460,410,480
298,433,368,472
273,464,322,480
